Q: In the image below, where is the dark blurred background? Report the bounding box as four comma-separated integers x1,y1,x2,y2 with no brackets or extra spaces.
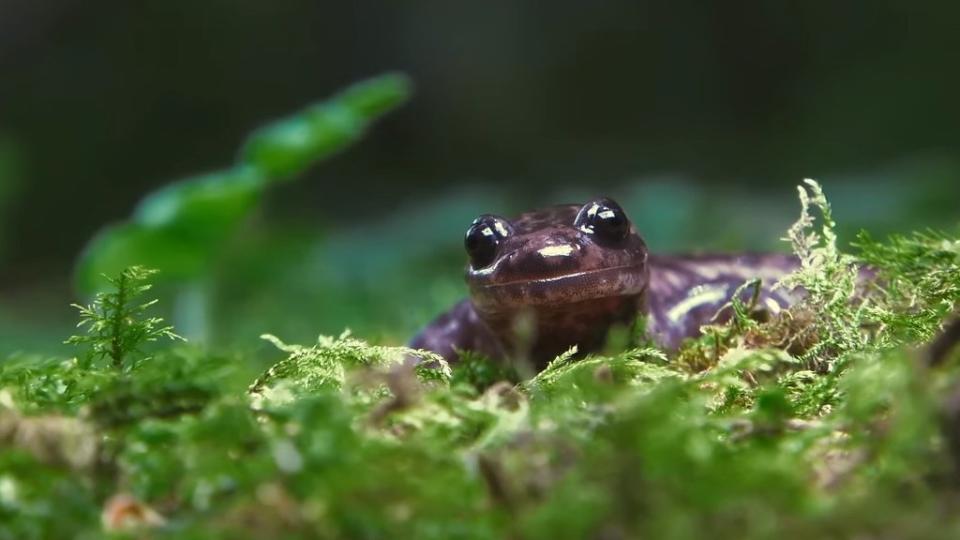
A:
1,1,958,355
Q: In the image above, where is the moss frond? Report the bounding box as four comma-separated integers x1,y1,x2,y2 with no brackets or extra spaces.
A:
65,266,183,370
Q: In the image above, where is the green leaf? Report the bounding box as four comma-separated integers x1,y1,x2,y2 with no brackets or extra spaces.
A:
75,167,262,292
133,166,264,238
73,73,411,294
75,224,203,292
240,72,412,179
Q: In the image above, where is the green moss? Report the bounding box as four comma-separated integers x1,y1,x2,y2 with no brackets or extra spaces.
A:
3,180,960,538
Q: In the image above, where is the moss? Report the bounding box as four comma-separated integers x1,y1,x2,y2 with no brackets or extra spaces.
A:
2,180,960,538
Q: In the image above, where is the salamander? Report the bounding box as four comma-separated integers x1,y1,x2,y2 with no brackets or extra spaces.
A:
409,197,800,370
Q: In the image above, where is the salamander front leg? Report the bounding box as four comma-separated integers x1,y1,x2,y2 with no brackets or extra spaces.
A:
407,299,505,364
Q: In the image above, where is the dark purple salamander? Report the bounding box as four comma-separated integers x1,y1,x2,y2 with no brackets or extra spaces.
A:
409,197,802,371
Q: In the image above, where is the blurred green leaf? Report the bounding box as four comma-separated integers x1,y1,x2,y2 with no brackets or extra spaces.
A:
241,72,412,179
76,223,208,290
76,167,263,291
73,73,411,294
134,166,264,238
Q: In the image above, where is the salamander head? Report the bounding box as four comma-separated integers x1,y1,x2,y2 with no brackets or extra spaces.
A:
462,197,649,367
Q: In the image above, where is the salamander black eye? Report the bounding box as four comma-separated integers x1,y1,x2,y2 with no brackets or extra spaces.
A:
574,197,630,243
464,215,511,269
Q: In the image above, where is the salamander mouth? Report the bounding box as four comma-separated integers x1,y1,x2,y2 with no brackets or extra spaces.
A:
469,264,648,312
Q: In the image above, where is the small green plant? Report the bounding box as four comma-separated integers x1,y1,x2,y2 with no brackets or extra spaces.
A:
66,266,183,369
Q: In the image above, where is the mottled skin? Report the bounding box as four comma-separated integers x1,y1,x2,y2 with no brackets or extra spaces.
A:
409,199,801,371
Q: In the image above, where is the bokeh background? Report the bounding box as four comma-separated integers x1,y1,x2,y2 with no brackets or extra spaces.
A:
1,1,958,356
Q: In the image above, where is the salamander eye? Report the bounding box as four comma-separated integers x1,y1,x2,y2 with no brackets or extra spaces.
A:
464,215,511,269
574,197,630,242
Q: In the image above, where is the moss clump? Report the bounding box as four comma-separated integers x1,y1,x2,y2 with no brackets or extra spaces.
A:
2,180,960,539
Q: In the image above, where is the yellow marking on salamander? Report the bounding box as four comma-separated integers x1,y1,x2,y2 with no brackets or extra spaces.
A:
666,284,730,324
